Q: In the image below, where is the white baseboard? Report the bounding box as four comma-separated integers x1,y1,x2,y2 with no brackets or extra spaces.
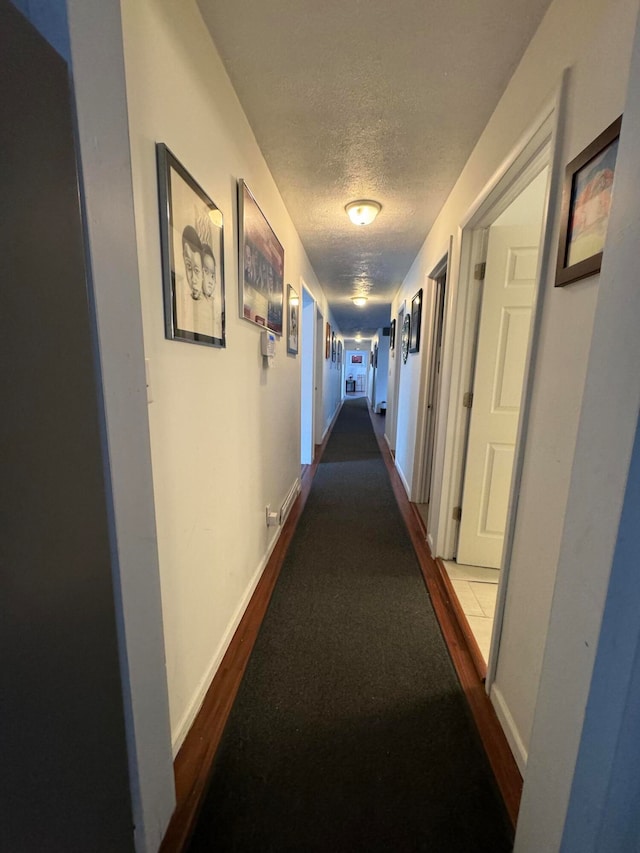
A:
171,483,296,756
490,683,528,775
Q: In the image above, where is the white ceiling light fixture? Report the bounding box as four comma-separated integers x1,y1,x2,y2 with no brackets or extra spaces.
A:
345,200,381,226
351,295,368,307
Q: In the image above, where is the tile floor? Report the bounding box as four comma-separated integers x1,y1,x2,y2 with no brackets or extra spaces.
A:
443,561,499,662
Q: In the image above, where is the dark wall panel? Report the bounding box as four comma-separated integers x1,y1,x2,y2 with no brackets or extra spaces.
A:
0,3,134,850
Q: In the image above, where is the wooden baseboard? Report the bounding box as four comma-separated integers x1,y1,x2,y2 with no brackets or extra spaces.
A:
369,413,522,832
159,416,335,852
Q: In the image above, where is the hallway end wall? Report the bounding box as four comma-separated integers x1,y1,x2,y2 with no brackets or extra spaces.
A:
121,0,335,754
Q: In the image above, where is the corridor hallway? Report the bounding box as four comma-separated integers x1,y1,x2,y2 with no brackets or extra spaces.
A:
188,398,512,851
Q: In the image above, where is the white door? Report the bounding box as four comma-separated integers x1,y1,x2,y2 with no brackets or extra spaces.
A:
457,224,540,568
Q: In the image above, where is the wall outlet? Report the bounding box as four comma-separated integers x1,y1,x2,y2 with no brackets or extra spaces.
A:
265,505,279,527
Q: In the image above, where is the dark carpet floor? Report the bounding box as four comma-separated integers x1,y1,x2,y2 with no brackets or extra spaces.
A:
188,398,512,852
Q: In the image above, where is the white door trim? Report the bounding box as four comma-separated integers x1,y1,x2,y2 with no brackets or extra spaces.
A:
413,244,451,508
430,75,567,693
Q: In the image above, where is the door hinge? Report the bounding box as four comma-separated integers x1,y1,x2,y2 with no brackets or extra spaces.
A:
474,262,486,281
463,391,473,409
452,506,462,521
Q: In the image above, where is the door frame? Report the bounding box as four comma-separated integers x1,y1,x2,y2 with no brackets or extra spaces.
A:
412,245,451,536
314,308,325,445
386,305,405,453
431,80,566,690
300,282,316,465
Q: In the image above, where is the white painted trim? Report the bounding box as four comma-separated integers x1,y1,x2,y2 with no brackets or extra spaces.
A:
171,474,300,755
432,80,564,572
490,684,528,775
486,74,567,690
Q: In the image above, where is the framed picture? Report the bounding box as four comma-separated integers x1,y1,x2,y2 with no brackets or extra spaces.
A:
389,318,396,351
373,342,378,368
287,284,299,355
156,143,225,347
555,116,622,287
337,340,343,365
238,179,284,334
369,350,374,366
401,313,411,363
409,288,422,353
351,354,363,364
325,322,331,359
331,331,336,362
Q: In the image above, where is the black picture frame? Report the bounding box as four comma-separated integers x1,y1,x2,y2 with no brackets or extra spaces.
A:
401,313,411,364
409,288,422,353
389,318,396,351
287,284,299,355
238,179,284,334
331,331,336,362
156,143,225,348
555,116,622,287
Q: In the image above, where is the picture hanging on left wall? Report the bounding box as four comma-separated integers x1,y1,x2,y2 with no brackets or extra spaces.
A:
156,143,225,348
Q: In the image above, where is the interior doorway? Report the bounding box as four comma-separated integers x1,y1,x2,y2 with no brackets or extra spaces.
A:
387,307,404,454
414,258,448,532
314,309,325,447
445,165,550,662
300,285,315,465
458,168,549,569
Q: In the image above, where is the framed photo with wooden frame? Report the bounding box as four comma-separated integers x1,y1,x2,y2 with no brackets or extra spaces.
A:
287,284,299,355
238,179,284,334
409,288,423,353
555,116,622,287
156,143,225,347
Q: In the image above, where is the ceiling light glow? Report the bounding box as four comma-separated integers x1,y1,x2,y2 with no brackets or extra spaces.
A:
351,296,368,307
345,200,381,226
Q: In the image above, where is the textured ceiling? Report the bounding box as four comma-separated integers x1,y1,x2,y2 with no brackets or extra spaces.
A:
198,0,553,337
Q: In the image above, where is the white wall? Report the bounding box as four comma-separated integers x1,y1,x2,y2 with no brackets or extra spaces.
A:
345,350,368,391
319,318,343,437
388,0,639,779
516,16,640,844
121,0,337,754
369,329,390,412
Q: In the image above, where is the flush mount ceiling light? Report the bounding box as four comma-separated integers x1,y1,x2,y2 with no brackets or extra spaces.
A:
345,200,381,226
351,296,368,307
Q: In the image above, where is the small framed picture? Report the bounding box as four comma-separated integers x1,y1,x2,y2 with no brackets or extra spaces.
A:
325,322,331,359
331,331,336,362
351,354,363,364
287,284,299,355
409,288,422,353
401,313,411,364
156,144,225,347
337,340,343,365
238,179,284,334
555,116,622,287
389,318,396,351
